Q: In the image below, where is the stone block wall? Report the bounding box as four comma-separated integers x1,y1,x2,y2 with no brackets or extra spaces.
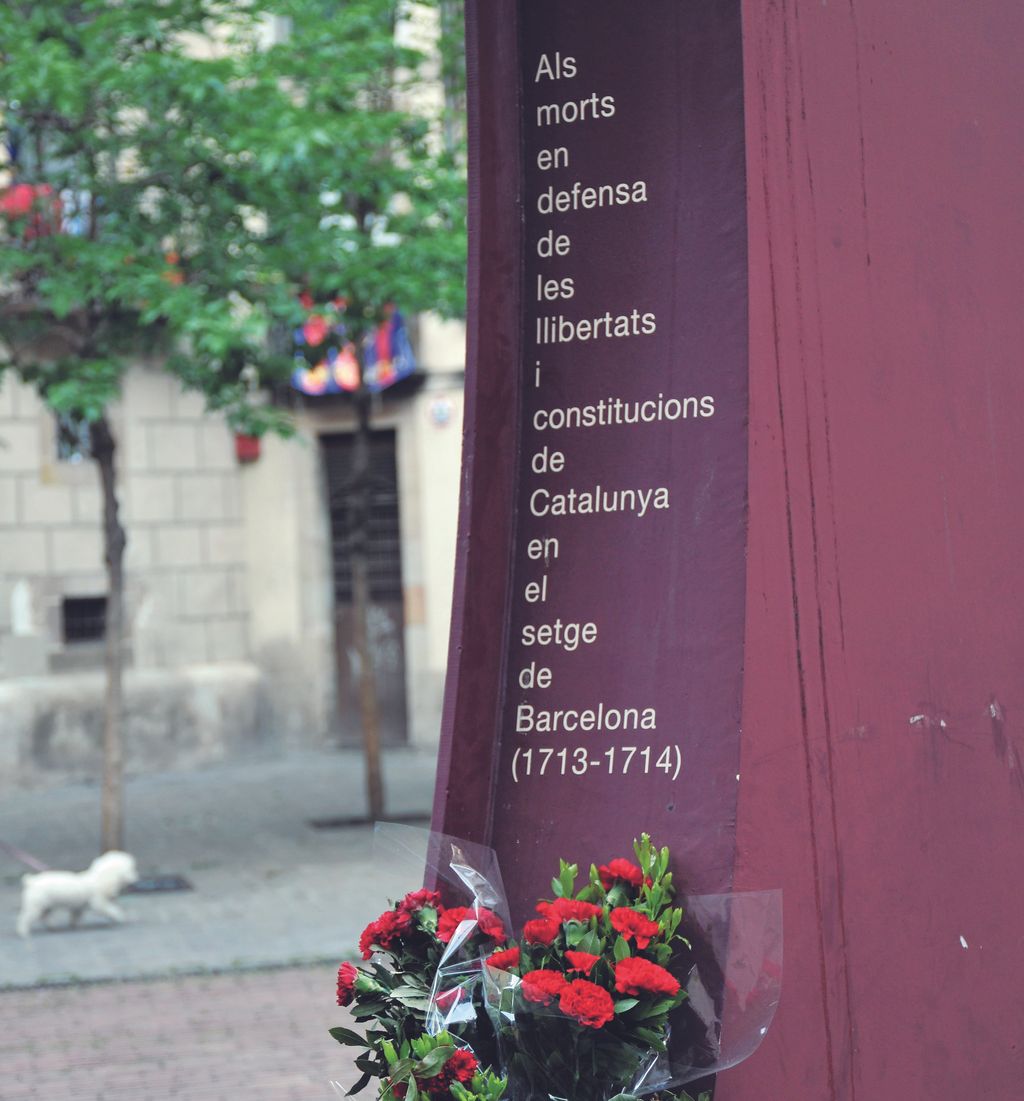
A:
0,366,250,676
0,663,272,790
1,319,467,782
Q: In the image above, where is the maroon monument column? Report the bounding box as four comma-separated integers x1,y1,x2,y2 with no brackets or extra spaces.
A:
434,1,1024,1097
433,0,749,922
725,2,1024,1099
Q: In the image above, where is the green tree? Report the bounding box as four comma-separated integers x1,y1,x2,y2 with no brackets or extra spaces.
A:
0,0,466,848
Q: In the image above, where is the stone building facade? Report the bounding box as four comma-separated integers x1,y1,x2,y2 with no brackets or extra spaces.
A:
0,316,464,791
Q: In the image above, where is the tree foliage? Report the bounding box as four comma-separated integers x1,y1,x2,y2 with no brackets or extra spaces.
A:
0,0,466,420
0,0,466,849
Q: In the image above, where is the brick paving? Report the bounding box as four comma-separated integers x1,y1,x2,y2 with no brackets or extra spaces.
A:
0,964,361,1100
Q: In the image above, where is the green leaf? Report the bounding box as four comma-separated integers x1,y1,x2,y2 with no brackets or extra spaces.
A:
328,1026,367,1047
391,982,427,998
347,1071,373,1096
613,936,631,962
612,997,639,1013
632,996,677,1020
387,1058,415,1081
633,1026,667,1047
650,944,673,965
564,922,585,948
352,999,387,1020
577,930,603,955
558,860,578,897
390,988,430,1010
412,1045,456,1078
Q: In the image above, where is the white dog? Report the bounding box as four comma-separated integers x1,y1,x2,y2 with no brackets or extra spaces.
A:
16,851,139,938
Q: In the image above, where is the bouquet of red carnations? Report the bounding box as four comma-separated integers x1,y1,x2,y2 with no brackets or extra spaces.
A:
331,832,511,1101
331,830,780,1101
472,835,692,1101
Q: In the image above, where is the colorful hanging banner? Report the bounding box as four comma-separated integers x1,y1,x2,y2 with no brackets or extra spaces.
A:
290,301,417,396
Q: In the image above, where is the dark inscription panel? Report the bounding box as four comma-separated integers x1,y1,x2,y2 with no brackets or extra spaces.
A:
486,0,749,921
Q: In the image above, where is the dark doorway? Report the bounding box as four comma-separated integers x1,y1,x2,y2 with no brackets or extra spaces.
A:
321,429,409,745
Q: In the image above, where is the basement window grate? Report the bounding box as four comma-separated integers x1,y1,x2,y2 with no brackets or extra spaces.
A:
62,596,107,644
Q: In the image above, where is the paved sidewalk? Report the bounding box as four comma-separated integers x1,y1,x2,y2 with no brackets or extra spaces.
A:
0,749,438,989
0,963,360,1100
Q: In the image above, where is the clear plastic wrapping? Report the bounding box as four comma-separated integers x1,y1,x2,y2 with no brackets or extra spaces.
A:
363,825,781,1101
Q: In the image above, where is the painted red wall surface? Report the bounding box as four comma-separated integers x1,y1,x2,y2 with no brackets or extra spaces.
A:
728,2,1024,1098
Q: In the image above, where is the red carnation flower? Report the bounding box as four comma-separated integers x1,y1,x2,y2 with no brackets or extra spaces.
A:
609,907,660,949
523,917,560,946
558,979,615,1028
487,945,521,971
376,908,412,940
357,923,376,959
521,968,569,1005
614,956,681,997
436,906,471,942
336,961,358,1006
398,888,442,913
358,908,412,959
443,1049,478,1085
598,858,644,890
544,898,604,923
437,905,507,944
564,950,600,975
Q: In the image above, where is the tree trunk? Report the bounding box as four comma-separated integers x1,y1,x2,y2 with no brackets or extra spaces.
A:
350,380,385,822
92,415,127,853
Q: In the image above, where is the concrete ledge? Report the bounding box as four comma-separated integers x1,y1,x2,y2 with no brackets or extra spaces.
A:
0,662,273,792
